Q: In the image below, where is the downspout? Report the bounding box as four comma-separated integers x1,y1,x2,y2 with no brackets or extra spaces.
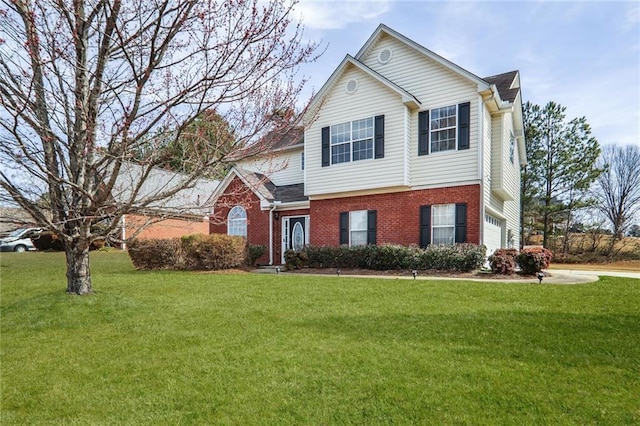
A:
268,204,276,265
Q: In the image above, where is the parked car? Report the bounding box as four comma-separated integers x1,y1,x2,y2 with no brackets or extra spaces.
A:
0,228,42,252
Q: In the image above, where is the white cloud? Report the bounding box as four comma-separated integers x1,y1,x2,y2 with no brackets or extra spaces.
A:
294,0,393,30
625,5,640,29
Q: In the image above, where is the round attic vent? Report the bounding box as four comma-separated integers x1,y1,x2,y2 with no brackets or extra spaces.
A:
378,48,392,64
345,79,358,94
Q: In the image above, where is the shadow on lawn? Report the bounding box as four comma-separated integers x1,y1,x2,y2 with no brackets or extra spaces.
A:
297,311,640,369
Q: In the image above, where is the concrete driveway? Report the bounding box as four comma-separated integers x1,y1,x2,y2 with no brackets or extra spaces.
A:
549,269,640,280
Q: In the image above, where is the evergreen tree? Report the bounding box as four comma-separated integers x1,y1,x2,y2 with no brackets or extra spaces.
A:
521,102,603,249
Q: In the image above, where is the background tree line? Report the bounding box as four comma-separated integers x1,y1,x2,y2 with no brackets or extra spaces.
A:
521,101,640,260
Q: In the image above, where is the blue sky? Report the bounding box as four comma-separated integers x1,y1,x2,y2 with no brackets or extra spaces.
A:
293,0,640,147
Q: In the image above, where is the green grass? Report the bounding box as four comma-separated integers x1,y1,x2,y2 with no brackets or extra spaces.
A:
1,252,639,425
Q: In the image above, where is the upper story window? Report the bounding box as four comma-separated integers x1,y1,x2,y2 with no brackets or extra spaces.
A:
301,151,305,170
227,206,247,237
322,116,384,167
418,102,470,156
430,105,457,153
330,117,374,164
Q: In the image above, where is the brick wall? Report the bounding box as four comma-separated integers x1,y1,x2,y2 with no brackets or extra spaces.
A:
126,214,209,240
310,184,481,247
210,177,311,264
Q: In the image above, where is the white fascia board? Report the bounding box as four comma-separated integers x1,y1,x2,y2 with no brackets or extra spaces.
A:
260,200,310,211
211,167,269,204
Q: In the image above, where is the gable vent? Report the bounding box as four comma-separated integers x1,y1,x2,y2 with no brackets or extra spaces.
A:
378,48,392,65
345,79,358,94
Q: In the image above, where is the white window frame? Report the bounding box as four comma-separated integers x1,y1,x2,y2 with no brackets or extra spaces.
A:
227,206,247,237
430,105,457,153
432,204,455,245
330,117,374,165
349,210,368,246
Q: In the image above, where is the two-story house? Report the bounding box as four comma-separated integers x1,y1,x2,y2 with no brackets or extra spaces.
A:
210,24,526,265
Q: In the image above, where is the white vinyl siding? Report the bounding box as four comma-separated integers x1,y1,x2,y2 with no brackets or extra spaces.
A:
305,66,406,196
237,149,304,186
364,35,481,186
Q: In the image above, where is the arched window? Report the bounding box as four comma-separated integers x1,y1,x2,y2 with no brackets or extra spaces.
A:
227,206,247,237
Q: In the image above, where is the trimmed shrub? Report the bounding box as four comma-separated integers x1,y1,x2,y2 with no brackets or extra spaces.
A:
284,249,308,270
128,238,181,270
181,234,246,270
517,247,553,275
300,243,485,273
488,248,519,274
246,244,267,266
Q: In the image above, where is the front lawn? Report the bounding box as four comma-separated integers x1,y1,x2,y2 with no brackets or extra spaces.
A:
1,252,639,424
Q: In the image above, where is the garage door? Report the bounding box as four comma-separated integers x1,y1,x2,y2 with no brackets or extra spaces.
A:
484,214,502,256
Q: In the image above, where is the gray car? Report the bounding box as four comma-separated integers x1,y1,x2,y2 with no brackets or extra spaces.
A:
0,228,42,252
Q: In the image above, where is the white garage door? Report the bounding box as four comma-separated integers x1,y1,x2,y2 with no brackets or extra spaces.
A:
484,214,502,256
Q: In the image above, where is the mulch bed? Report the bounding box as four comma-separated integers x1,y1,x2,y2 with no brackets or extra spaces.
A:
284,267,537,280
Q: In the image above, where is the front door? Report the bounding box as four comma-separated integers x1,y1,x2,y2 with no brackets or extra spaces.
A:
282,216,309,263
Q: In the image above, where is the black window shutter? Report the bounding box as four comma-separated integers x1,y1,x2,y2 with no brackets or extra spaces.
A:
458,102,470,150
367,210,377,245
321,126,330,167
374,115,385,159
455,203,467,243
418,110,429,155
339,212,349,245
419,205,431,248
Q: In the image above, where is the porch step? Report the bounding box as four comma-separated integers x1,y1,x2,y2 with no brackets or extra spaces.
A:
252,265,284,274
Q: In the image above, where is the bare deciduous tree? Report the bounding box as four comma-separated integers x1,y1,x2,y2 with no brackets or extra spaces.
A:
594,144,640,254
0,0,318,294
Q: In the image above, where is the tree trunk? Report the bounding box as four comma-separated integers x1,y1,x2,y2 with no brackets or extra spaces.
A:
65,240,92,295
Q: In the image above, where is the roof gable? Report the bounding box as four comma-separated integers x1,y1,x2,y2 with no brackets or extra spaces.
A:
212,166,307,208
356,24,491,92
305,54,421,119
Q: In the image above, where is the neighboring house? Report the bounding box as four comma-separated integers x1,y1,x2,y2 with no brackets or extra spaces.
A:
113,161,220,245
211,24,526,265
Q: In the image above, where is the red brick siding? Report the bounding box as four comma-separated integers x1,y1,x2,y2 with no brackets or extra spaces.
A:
310,185,481,247
210,176,310,264
126,214,209,240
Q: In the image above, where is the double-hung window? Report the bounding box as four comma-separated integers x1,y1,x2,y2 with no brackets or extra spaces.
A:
322,116,384,167
430,106,457,153
331,117,374,164
419,203,467,247
418,102,470,155
349,210,368,246
339,210,377,246
431,204,455,245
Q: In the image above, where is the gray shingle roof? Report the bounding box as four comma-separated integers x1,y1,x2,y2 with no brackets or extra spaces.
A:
483,71,520,103
234,168,307,204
